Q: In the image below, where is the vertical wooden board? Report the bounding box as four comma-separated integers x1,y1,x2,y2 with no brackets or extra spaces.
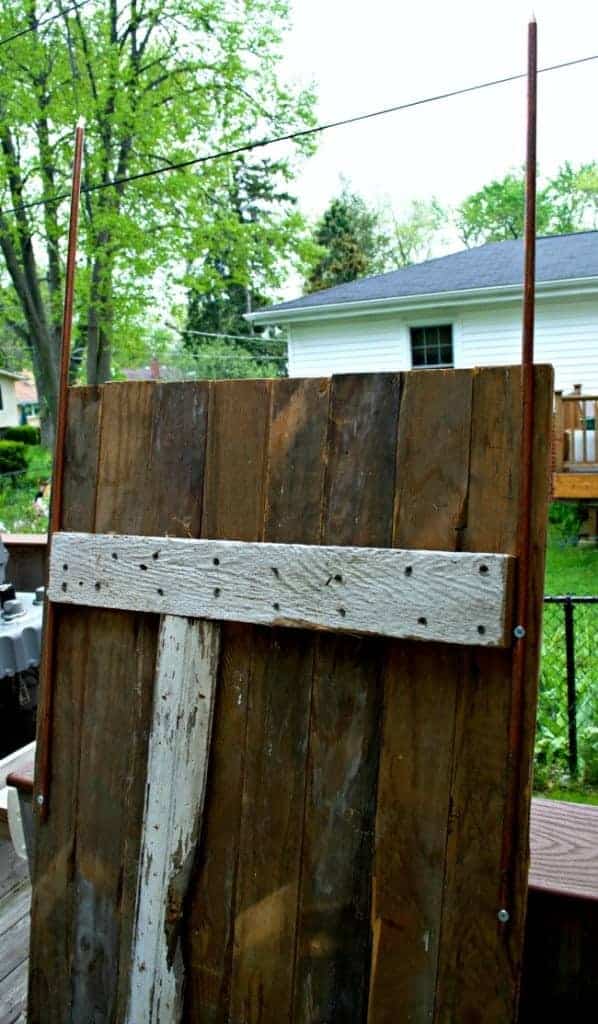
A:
292,373,400,1023
61,386,102,531
229,378,330,1021
70,609,158,1022
126,617,220,1024
184,380,272,1024
66,380,210,1022
435,365,553,1023
368,370,473,1023
29,386,101,1024
95,381,209,536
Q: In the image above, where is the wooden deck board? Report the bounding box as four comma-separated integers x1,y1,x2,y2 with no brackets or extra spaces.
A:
529,798,598,901
0,881,30,1024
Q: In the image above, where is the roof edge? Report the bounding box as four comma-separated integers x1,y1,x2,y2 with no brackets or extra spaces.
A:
248,276,598,325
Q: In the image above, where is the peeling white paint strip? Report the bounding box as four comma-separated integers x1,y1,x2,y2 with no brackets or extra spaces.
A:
49,532,514,648
126,615,220,1024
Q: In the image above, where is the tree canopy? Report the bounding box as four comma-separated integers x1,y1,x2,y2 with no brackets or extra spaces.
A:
0,0,316,436
305,184,446,293
456,163,598,246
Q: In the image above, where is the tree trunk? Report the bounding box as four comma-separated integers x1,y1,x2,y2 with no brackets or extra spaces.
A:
86,246,113,385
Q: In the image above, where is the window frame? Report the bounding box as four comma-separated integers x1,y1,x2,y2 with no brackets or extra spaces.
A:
409,323,454,369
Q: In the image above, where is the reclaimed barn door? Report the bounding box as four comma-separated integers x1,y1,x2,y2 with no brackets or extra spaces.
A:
28,367,552,1024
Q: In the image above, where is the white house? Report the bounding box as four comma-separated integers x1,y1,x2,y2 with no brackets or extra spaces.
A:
0,370,22,430
248,231,598,393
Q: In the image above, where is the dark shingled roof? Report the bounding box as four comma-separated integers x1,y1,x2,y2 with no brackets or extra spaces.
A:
259,231,598,315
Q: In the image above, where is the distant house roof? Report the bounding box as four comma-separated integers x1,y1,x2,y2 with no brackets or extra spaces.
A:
0,368,24,381
249,231,598,323
14,371,38,405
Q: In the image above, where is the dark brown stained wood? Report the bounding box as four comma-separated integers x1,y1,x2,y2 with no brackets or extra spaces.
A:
368,369,473,1023
229,378,330,1021
61,386,101,532
70,608,158,1022
435,365,553,1023
29,386,101,1024
95,380,209,536
185,379,272,1024
29,380,210,1024
292,373,400,1023
519,888,598,1020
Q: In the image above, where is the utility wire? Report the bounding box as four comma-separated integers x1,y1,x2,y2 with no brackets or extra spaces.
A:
2,49,598,218
168,322,286,345
0,0,94,49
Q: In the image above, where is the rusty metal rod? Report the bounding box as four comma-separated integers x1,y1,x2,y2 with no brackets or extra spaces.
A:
36,117,85,822
498,19,537,916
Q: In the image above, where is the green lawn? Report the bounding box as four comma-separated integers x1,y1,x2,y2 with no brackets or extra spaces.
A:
545,531,598,595
538,514,598,802
0,444,51,533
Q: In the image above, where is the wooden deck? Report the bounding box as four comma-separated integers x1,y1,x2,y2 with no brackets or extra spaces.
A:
553,389,598,501
0,874,29,1024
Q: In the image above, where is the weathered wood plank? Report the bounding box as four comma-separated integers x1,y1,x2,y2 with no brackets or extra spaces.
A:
292,373,400,1023
49,533,514,647
229,377,330,1021
0,958,28,1024
185,379,272,1024
368,369,474,1023
126,616,220,1024
434,365,553,1023
61,381,209,1024
29,385,101,1023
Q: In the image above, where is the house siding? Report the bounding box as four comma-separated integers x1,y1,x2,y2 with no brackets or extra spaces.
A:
0,375,19,429
288,294,598,393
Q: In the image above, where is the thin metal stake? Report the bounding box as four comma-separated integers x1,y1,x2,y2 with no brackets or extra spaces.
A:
498,18,537,918
36,117,85,822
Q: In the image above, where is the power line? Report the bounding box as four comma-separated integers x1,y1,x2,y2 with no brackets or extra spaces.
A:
0,0,94,49
2,48,598,219
168,323,286,345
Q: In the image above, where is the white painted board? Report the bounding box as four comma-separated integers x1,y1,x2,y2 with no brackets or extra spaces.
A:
126,615,220,1024
49,532,514,647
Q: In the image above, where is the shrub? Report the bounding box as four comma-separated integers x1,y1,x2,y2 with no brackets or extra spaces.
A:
548,500,584,544
0,440,27,477
2,424,41,445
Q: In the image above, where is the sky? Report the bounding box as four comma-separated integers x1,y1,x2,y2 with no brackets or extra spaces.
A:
279,0,598,241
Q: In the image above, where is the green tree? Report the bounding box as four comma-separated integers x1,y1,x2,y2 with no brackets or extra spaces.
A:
456,164,598,246
380,198,446,267
0,1,315,438
182,155,315,375
305,185,383,293
306,186,446,293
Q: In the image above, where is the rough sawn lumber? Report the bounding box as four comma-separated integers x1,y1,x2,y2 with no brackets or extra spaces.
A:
49,532,514,647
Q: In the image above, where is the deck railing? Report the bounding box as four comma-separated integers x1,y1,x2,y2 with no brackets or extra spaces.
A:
554,388,598,472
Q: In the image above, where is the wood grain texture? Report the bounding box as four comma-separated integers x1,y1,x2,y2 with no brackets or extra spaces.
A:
528,798,598,900
49,533,514,647
229,377,329,1022
435,365,553,1023
126,617,220,1024
185,379,272,1024
29,380,210,1024
552,471,598,499
28,385,101,1024
292,373,400,1023
369,369,473,1024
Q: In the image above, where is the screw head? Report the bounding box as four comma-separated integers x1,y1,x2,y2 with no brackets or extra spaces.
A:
497,908,510,923
513,625,526,639
36,793,44,806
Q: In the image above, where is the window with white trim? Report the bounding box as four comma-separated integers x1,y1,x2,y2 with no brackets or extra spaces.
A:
410,324,453,368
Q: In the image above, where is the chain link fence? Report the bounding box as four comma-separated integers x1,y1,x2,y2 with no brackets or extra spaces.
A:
537,597,598,785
